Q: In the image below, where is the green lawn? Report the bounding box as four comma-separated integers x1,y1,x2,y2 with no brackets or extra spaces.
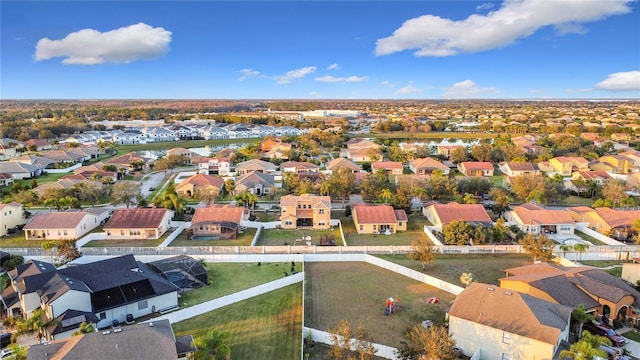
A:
169,228,256,247
83,227,180,247
116,138,259,152
376,253,532,286
257,227,342,246
579,260,624,277
16,171,69,188
304,262,455,348
551,195,595,207
574,230,607,246
178,262,301,308
623,330,640,342
488,175,505,187
0,232,48,248
340,213,432,246
172,283,302,360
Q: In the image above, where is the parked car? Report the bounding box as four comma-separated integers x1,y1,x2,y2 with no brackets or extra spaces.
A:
0,333,11,349
0,349,14,359
583,322,626,347
598,345,630,360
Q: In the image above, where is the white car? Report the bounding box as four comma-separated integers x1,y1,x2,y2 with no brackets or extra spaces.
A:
0,349,14,359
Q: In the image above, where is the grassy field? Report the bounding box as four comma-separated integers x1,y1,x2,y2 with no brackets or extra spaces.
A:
340,213,431,246
172,283,302,360
168,228,256,247
257,227,343,246
574,231,607,246
83,227,180,247
623,330,640,342
304,262,455,348
579,260,624,277
116,138,259,152
178,262,300,308
377,253,532,285
0,232,48,248
551,195,595,207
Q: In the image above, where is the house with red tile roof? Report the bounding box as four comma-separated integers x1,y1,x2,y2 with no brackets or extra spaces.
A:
188,205,249,240
571,170,611,186
0,202,26,237
371,161,403,175
448,282,571,360
23,211,101,240
422,202,493,231
280,194,331,230
498,162,540,177
505,203,575,235
409,158,450,175
457,162,494,176
175,173,224,198
500,263,640,325
103,208,173,240
567,207,640,241
352,205,407,235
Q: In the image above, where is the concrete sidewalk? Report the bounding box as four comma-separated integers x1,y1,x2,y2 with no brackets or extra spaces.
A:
616,327,640,359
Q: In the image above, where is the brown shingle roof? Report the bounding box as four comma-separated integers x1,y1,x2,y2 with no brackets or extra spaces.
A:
191,205,246,225
353,205,399,223
410,158,449,171
326,157,360,171
504,162,536,171
103,208,171,229
428,202,492,226
24,212,88,230
176,174,223,190
460,161,493,170
512,203,574,225
372,161,403,170
449,282,571,345
594,208,640,228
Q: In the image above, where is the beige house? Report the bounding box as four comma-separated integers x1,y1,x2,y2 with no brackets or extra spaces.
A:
422,202,492,231
166,147,201,164
0,202,26,237
498,162,540,177
104,208,173,240
176,173,224,198
409,158,449,175
23,211,100,240
449,282,571,360
352,205,407,235
567,206,640,241
234,159,277,175
457,162,494,176
325,157,361,173
188,205,249,240
371,161,403,175
280,194,331,230
279,161,320,174
505,203,575,235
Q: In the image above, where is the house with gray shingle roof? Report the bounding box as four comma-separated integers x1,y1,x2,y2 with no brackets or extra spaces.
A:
448,282,571,360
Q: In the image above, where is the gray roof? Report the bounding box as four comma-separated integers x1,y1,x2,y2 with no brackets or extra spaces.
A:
530,275,600,309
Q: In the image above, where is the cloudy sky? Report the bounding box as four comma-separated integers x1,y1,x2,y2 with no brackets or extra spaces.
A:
1,1,639,99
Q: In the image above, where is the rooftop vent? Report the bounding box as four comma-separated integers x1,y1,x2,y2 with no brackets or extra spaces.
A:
505,291,513,296
487,287,495,291
149,322,154,327
102,331,111,335
114,328,122,333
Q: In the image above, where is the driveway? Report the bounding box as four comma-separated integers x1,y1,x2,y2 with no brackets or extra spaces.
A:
140,171,168,198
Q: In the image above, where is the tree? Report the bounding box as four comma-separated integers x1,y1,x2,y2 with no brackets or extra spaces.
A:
560,244,572,259
224,179,235,194
559,330,610,360
397,324,458,360
449,146,468,164
2,254,24,271
510,174,546,203
443,221,475,245
408,237,437,270
198,329,231,360
378,188,393,205
5,343,27,360
490,218,509,243
42,241,57,263
460,272,475,287
327,168,356,205
111,181,140,208
570,304,594,339
471,143,493,162
72,321,95,336
601,179,627,208
573,243,589,262
56,239,82,265
73,182,102,207
519,233,555,262
327,319,377,360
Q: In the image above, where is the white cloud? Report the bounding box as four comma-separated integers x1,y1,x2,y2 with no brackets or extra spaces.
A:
395,86,422,95
375,0,632,57
274,66,317,84
238,68,261,81
381,81,396,88
327,63,341,70
35,23,171,65
595,71,640,92
476,2,494,11
442,80,499,98
309,91,323,98
315,75,367,83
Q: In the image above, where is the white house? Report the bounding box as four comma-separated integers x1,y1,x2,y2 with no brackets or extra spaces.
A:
505,203,575,235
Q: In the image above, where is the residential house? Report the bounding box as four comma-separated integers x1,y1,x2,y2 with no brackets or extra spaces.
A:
325,157,361,174
279,161,320,174
572,170,611,186
611,133,633,142
343,148,382,162
590,154,634,174
260,138,289,152
0,161,43,179
32,178,102,197
0,143,19,160
448,282,571,360
567,207,640,241
234,171,275,196
104,208,174,240
142,126,179,142
23,210,101,240
512,135,543,155
409,158,450,175
1,255,179,338
371,161,403,176
0,202,26,237
264,144,292,160
544,156,590,176
498,162,540,177
280,194,331,230
345,138,381,151
166,148,201,164
619,150,640,171
351,205,407,235
501,263,640,324
198,157,231,176
457,162,494,176
234,159,277,175
505,203,575,235
106,152,149,173
175,173,224,198
24,139,52,152
112,129,148,145
0,173,14,187
188,205,249,240
436,145,462,159
422,202,492,231
27,319,195,360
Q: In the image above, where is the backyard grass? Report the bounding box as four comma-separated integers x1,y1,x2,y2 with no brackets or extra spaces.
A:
172,283,302,360
376,253,532,286
304,262,455,348
178,262,301,308
168,228,256,247
623,330,640,342
257,227,343,246
551,195,595,207
580,260,624,277
0,232,48,248
340,213,432,246
117,138,259,152
83,227,179,247
574,230,607,246
488,175,505,187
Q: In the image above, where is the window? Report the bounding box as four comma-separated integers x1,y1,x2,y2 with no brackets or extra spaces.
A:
138,300,148,310
285,220,292,226
398,222,403,227
318,209,325,214
99,312,106,320
502,332,511,344
359,225,363,231
373,225,377,231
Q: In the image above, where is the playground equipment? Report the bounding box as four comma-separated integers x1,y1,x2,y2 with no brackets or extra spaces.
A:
427,296,440,304
384,297,396,315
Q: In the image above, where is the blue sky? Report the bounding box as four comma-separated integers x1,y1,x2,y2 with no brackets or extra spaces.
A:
1,1,639,100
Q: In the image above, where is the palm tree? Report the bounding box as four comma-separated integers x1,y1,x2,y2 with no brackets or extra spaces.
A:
378,189,393,204
319,181,332,197
559,331,610,360
560,244,572,259
573,243,589,262
460,272,475,287
198,329,231,360
570,305,594,340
